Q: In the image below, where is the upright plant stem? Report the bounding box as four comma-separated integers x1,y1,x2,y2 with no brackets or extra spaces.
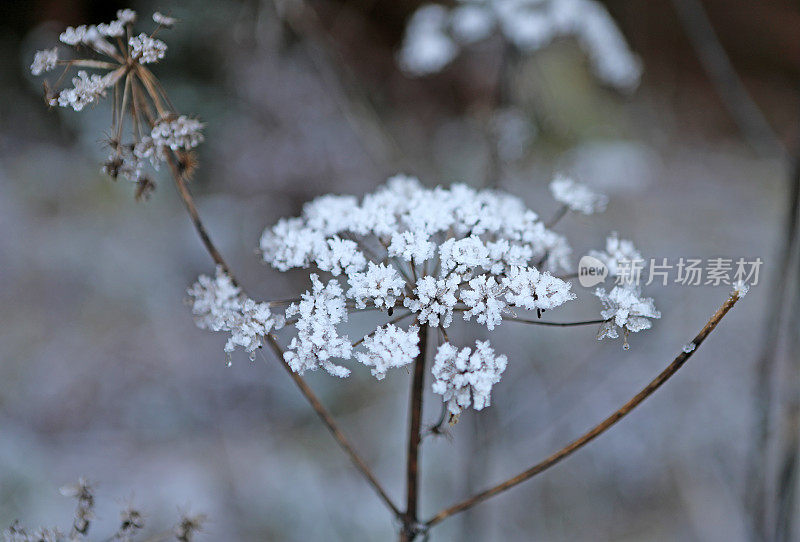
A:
401,326,429,541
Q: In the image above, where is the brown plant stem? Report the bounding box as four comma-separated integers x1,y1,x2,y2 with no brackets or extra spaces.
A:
424,290,742,528
400,326,429,541
164,154,235,282
264,335,402,518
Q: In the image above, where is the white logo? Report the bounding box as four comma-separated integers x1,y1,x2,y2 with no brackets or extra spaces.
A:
578,255,608,288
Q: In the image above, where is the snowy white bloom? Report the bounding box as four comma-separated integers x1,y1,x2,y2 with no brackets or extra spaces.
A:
450,5,494,44
284,274,352,377
503,265,575,311
188,267,283,361
32,9,196,193
405,274,460,328
682,342,696,354
186,175,656,410
460,274,507,330
116,8,137,24
314,237,367,276
398,5,458,76
398,0,642,91
97,19,125,37
56,70,118,111
439,235,491,277
348,262,406,309
150,115,204,151
30,47,58,76
356,325,421,379
588,232,642,278
432,341,508,414
128,33,167,64
549,175,608,214
595,285,660,345
153,12,178,27
59,25,89,45
388,230,436,264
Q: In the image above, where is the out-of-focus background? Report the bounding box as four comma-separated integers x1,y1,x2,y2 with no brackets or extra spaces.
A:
1,0,798,540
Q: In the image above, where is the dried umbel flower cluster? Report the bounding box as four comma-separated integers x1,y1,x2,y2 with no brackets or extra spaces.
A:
3,478,203,542
29,9,201,200
189,175,660,415
398,0,642,91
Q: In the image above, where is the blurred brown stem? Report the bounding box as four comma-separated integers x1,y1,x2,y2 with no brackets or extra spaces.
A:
425,290,742,528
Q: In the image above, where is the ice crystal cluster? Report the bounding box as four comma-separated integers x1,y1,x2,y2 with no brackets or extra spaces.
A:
29,9,202,199
398,0,642,91
189,175,661,415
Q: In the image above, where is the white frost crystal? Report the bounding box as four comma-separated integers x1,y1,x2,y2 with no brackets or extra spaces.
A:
356,325,421,380
588,232,642,278
30,48,58,76
460,274,507,330
595,285,660,344
128,33,167,64
432,341,508,414
549,176,608,214
398,5,458,76
56,70,118,111
151,116,204,151
188,267,283,360
503,266,575,311
284,274,352,378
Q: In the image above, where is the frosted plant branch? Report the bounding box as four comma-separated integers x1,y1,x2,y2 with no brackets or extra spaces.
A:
262,336,402,518
424,288,744,528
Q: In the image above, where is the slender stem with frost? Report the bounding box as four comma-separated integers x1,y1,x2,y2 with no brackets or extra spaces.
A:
424,290,742,528
164,154,235,282
263,335,402,518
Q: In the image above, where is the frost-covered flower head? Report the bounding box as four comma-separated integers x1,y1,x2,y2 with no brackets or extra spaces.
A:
595,284,660,348
550,175,608,214
399,0,642,91
189,175,660,415
29,9,202,199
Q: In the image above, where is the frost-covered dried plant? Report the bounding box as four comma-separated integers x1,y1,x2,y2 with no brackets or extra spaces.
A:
30,9,200,199
190,175,659,416
398,0,642,91
3,479,203,542
30,8,746,541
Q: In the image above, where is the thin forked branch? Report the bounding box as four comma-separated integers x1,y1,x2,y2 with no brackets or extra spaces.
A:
424,289,742,528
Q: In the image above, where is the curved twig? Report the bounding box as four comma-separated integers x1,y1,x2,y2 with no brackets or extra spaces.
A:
424,290,742,528
263,335,402,518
